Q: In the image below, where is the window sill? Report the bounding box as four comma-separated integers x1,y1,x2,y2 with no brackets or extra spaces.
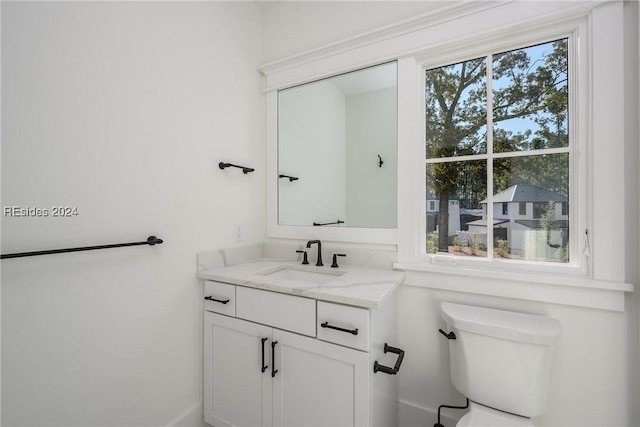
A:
393,261,634,312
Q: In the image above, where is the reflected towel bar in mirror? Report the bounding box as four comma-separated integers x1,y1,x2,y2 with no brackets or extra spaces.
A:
313,220,345,226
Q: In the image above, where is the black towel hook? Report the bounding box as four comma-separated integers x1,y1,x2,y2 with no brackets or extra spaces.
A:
378,154,384,168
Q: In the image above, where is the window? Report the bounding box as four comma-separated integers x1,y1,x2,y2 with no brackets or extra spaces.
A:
533,202,548,219
425,39,571,264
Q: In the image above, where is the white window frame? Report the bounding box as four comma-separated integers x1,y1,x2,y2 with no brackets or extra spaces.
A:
412,28,585,277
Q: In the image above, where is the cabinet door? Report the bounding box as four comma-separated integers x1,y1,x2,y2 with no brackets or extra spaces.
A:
271,329,370,427
204,312,273,427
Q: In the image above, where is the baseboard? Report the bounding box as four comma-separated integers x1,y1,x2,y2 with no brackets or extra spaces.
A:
399,398,463,427
167,402,208,427
169,398,462,427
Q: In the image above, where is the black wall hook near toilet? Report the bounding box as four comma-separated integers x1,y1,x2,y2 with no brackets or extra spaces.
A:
378,154,384,167
219,162,254,174
439,329,456,340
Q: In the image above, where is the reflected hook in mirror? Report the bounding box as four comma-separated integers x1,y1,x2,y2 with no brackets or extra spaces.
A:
279,174,299,182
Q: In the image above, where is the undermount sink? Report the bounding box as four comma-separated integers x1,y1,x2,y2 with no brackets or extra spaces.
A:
257,266,344,284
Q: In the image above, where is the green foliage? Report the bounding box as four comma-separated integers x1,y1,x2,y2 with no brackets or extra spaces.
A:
425,39,570,250
556,245,568,262
426,232,438,254
494,239,510,258
540,200,557,231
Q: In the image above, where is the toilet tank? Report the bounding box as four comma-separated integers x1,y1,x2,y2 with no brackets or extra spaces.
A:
441,302,562,418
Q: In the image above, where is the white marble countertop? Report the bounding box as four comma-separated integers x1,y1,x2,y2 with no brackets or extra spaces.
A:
197,260,404,309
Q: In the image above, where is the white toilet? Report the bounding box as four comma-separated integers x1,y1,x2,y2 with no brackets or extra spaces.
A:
440,302,562,426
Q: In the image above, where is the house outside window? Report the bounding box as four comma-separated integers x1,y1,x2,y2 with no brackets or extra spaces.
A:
425,38,571,263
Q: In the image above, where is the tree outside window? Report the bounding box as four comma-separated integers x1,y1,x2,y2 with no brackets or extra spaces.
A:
425,39,570,263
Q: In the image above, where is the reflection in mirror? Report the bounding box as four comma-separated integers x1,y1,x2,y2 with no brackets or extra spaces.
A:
277,62,397,229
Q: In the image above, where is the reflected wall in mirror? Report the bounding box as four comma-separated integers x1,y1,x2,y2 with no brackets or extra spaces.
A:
277,62,398,229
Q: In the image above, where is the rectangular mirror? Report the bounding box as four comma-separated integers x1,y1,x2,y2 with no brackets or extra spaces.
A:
277,62,398,231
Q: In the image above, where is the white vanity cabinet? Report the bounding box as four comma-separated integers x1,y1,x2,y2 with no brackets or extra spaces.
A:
202,279,400,427
204,312,272,427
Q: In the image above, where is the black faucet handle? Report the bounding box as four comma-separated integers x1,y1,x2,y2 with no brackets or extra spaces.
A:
296,250,309,265
331,253,346,268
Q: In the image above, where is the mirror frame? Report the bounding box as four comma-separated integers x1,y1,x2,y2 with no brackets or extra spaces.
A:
266,88,398,244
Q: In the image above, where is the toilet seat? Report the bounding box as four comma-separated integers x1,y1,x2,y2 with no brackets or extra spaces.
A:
456,402,534,427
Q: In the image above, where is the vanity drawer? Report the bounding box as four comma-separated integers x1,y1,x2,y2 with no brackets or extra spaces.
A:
317,301,369,351
236,287,316,337
204,281,236,317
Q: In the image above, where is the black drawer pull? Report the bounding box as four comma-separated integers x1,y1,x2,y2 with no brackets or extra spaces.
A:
373,343,405,375
204,296,230,304
271,341,278,378
261,338,268,373
320,321,358,335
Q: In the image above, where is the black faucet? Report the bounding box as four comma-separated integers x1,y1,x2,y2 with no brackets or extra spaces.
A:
306,240,323,266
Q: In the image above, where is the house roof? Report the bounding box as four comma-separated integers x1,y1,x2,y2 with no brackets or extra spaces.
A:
481,184,568,204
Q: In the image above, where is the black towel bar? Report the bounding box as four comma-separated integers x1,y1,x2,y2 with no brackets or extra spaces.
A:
1,235,164,259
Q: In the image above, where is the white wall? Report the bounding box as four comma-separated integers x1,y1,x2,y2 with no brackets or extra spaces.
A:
624,0,640,419
1,2,263,425
260,1,450,64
